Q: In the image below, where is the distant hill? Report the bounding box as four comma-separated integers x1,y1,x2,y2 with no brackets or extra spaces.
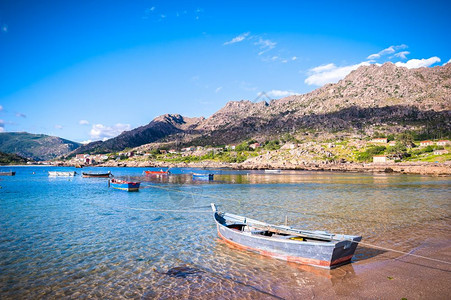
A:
0,151,28,165
0,132,80,161
75,63,451,153
73,114,204,154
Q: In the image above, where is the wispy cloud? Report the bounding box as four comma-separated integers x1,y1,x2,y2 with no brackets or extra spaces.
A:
142,7,156,19
16,113,26,118
54,124,63,129
90,123,131,140
394,51,410,59
254,38,276,55
215,86,223,93
79,119,89,125
0,105,3,111
367,44,407,60
266,90,299,98
305,62,371,86
442,59,451,66
224,32,250,45
1,24,7,33
395,57,441,69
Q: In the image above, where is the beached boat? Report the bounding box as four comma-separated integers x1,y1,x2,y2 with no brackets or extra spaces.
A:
143,170,170,175
48,171,76,176
110,178,140,191
0,171,15,176
82,171,112,178
211,204,362,269
264,169,281,174
192,173,214,181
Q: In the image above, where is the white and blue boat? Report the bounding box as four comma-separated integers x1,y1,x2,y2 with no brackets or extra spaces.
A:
110,178,140,191
192,173,214,181
211,204,362,269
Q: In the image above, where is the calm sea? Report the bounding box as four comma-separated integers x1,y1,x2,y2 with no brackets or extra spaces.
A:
0,166,450,299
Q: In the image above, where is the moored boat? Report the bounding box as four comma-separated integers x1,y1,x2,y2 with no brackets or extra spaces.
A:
143,169,170,175
0,171,15,176
211,204,362,269
82,171,112,178
110,178,140,191
192,173,214,181
48,171,76,176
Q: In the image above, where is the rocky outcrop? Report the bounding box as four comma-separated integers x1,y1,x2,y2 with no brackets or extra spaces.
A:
75,63,451,153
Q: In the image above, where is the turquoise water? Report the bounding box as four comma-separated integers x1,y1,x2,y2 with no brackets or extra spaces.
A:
0,166,450,298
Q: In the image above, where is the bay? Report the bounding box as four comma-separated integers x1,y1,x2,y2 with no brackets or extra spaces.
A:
0,166,450,299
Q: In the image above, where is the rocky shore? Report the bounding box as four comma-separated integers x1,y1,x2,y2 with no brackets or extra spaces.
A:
84,159,451,176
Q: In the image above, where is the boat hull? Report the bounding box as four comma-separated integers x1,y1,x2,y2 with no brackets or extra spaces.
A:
144,170,169,175
48,171,76,176
82,172,111,178
214,213,361,269
192,174,214,181
0,171,15,176
110,181,140,191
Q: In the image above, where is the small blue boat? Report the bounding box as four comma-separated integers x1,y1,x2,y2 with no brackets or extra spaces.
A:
110,178,140,191
192,173,214,181
211,204,362,269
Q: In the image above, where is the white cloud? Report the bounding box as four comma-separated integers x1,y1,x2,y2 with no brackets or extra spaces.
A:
305,61,371,86
54,124,63,129
79,119,89,125
395,56,441,69
215,86,223,93
267,90,299,98
0,105,3,111
394,51,410,59
292,56,297,61
255,38,276,55
1,24,7,33
443,59,451,66
81,140,92,145
16,113,26,118
224,32,250,45
367,44,408,59
310,63,336,73
90,123,131,140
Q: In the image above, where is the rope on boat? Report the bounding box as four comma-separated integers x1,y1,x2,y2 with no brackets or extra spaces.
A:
353,241,451,265
112,183,451,266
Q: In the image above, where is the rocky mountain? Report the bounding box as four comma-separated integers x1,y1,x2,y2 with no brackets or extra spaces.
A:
73,114,204,154
77,62,451,153
0,132,80,161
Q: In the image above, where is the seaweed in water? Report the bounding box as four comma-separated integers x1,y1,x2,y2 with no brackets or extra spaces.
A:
165,266,203,278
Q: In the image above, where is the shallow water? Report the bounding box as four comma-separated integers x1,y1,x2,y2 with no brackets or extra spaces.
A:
0,166,450,298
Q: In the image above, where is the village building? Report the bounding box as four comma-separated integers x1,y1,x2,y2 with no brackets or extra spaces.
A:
433,149,449,155
419,140,435,147
372,155,393,163
370,138,388,144
249,142,261,150
388,141,397,146
436,140,450,146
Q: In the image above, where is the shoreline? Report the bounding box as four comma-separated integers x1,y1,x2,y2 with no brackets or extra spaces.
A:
60,160,451,176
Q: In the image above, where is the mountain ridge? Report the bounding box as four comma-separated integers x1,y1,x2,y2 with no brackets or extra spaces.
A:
73,62,451,154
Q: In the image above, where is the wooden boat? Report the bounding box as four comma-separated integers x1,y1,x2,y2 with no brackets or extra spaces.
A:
0,171,15,176
192,173,214,181
110,178,140,191
211,204,362,269
48,171,76,176
82,171,112,178
143,169,170,175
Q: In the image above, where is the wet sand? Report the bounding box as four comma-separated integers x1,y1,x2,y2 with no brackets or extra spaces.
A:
307,219,451,299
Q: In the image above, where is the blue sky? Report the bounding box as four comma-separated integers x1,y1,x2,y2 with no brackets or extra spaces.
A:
0,0,450,143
